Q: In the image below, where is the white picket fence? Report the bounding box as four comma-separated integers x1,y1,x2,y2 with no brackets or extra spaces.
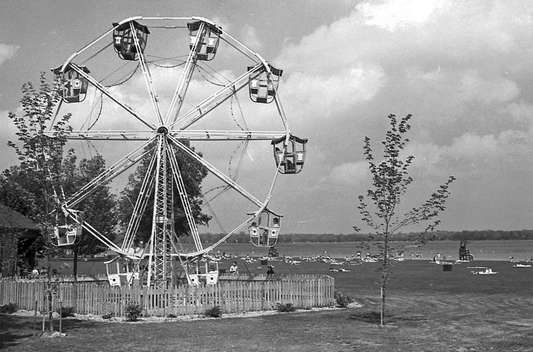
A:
0,274,335,317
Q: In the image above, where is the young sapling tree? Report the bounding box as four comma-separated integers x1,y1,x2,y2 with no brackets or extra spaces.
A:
355,113,455,326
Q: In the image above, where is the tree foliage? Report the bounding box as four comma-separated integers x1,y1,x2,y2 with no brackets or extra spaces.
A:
1,73,116,257
356,114,455,236
73,154,117,254
355,114,455,326
2,73,71,241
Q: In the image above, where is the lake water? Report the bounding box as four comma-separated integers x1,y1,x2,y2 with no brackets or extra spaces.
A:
213,240,533,261
46,240,533,278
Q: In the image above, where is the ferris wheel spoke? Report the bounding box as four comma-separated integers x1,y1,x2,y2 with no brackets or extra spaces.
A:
170,63,264,130
272,91,290,132
121,149,158,251
164,22,206,125
127,174,155,251
60,22,132,71
66,137,156,209
169,129,285,141
44,130,155,141
219,31,263,63
63,206,122,253
68,63,156,130
167,135,263,208
53,129,286,141
130,21,164,125
174,212,262,258
165,140,204,251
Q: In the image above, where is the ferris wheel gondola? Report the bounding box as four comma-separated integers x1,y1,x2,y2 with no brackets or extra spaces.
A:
52,64,90,103
248,64,282,104
52,208,83,247
48,16,308,288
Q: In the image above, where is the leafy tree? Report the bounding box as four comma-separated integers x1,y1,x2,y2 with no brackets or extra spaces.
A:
69,154,117,279
117,141,210,246
74,154,117,254
355,114,455,326
3,73,71,250
2,74,117,274
2,73,71,332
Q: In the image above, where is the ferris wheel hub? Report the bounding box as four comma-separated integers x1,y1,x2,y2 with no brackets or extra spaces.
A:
156,126,169,135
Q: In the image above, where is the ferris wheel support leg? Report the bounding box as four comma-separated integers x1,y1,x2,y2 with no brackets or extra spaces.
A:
68,64,156,130
165,22,205,125
168,135,263,208
130,21,164,126
147,135,173,288
165,140,203,252
127,174,155,250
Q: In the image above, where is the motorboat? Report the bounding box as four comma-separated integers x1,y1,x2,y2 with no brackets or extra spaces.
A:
471,267,497,275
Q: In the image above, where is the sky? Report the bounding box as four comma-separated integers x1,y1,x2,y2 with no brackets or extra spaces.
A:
1,0,533,234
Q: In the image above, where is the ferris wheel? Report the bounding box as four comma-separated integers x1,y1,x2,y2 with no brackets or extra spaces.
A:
46,16,308,288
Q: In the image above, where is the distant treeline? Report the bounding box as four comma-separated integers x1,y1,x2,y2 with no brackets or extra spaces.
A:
184,230,533,243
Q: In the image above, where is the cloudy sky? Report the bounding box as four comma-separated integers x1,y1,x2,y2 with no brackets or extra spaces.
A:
2,0,533,234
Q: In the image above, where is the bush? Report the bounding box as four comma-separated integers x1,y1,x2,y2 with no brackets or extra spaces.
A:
102,312,115,319
276,303,296,312
59,306,76,318
204,306,222,318
125,303,143,321
334,290,354,308
0,303,18,314
166,313,177,318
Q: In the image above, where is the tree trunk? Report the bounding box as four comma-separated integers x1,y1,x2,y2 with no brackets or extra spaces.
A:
73,245,78,281
73,245,78,311
47,252,53,332
380,230,389,327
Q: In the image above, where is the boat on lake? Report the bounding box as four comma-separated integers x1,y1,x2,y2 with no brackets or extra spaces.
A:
471,267,497,275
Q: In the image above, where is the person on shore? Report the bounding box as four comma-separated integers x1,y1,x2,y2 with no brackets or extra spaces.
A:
229,261,238,275
266,264,275,279
31,268,39,278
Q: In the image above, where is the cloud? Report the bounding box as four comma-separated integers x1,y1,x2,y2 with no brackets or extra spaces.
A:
406,129,532,177
0,43,19,66
357,0,449,31
211,16,231,32
0,109,23,167
502,101,533,125
283,65,385,121
272,0,533,153
240,25,262,51
458,70,519,104
325,161,368,185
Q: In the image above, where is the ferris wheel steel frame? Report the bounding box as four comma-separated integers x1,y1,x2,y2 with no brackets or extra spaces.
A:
48,16,294,288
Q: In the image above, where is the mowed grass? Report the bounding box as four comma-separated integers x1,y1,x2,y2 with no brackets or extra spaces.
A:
1,260,533,351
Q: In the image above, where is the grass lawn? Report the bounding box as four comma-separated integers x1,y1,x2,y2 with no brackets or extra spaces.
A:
1,260,533,351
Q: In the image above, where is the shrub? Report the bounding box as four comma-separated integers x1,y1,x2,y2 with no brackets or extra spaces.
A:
125,303,143,321
102,312,115,319
166,313,177,318
59,306,76,318
0,303,18,314
276,303,296,312
204,306,222,318
334,290,354,308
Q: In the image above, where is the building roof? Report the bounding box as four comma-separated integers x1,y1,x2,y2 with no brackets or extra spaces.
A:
0,203,38,230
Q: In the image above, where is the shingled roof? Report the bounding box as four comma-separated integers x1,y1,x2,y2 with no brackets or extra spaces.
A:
0,203,38,230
